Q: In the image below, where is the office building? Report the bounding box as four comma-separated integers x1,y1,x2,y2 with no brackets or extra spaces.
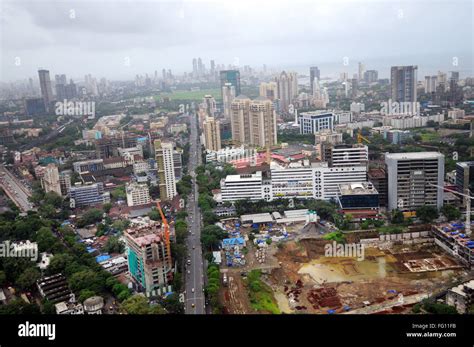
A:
337,182,380,220
126,182,151,207
385,152,444,211
391,65,418,103
326,144,369,167
38,69,54,112
69,182,110,207
203,117,222,151
220,171,267,202
424,75,438,94
154,140,177,201
220,162,368,202
41,164,62,196
455,162,474,206
298,111,335,134
125,223,172,295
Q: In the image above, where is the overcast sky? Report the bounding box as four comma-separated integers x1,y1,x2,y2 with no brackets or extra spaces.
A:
0,0,472,82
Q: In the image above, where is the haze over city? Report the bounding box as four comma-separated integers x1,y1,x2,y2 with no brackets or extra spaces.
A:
1,0,473,81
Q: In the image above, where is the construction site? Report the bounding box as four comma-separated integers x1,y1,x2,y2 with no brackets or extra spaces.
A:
219,219,472,314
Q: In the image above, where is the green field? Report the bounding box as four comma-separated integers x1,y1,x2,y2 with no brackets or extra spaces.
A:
420,132,440,142
156,88,222,101
246,270,281,314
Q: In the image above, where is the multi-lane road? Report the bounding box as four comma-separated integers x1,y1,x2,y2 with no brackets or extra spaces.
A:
0,165,34,211
184,111,206,314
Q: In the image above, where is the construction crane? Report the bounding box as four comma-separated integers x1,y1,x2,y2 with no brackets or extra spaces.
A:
429,184,473,235
156,201,173,276
357,133,371,144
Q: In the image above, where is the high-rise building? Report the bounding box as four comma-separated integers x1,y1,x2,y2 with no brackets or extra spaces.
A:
203,117,222,151
220,70,241,97
222,83,236,121
351,78,358,99
38,69,54,112
275,71,298,113
154,140,177,201
59,170,72,197
385,152,444,211
259,82,278,100
25,98,46,116
310,66,320,95
391,66,418,103
230,96,277,147
424,75,438,94
364,70,378,83
202,95,217,117
358,62,365,81
41,164,62,196
125,223,172,295
455,162,474,206
126,182,151,207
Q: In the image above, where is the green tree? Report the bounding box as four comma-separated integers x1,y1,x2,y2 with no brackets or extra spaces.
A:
35,227,59,253
43,191,63,208
391,209,405,224
120,294,165,314
103,236,125,254
441,204,462,221
17,267,41,290
103,202,113,214
416,205,439,223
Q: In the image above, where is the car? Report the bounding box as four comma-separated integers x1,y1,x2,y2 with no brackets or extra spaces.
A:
191,303,195,308
192,246,195,249
192,288,195,293
187,259,191,265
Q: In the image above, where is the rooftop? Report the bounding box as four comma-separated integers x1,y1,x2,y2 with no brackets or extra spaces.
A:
339,182,378,195
385,152,444,160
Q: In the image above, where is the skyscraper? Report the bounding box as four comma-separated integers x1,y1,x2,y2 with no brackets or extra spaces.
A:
154,140,177,201
275,71,298,113
259,82,278,100
38,69,54,112
358,62,365,81
390,65,418,103
222,82,236,120
310,66,320,95
203,117,222,151
230,96,277,147
220,70,241,97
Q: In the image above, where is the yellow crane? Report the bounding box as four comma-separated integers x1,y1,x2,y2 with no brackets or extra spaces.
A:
357,133,371,144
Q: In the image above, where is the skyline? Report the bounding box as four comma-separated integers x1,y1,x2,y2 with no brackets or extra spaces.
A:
1,0,473,82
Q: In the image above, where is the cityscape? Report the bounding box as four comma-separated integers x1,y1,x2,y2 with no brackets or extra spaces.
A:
0,0,473,343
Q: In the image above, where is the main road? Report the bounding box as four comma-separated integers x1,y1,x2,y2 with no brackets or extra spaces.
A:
0,165,33,211
184,110,205,314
